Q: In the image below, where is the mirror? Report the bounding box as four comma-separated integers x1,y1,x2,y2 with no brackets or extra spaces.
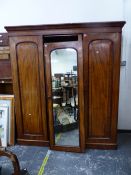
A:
51,48,79,147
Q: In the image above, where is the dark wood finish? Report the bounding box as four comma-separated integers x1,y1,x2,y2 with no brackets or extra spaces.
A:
5,21,125,150
86,143,117,150
0,135,20,175
9,36,48,145
0,35,13,94
83,33,122,149
0,60,11,79
0,139,29,174
5,21,125,31
0,148,21,175
44,35,85,152
5,22,125,39
0,46,10,60
17,139,49,146
0,33,9,46
49,145,83,153
0,83,13,94
89,40,112,138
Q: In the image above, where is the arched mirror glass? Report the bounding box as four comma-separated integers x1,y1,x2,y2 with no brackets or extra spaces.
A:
51,48,79,147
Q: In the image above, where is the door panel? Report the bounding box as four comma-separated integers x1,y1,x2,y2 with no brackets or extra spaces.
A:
89,40,112,138
10,36,48,145
16,42,42,134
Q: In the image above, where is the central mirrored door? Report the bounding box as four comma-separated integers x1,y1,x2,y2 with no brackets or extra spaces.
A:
44,35,85,152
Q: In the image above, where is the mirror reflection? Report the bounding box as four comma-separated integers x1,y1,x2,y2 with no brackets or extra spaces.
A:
51,48,79,147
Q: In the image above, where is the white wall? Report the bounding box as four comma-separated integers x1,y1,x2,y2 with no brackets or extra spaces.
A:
0,0,123,32
1,0,131,129
118,0,131,129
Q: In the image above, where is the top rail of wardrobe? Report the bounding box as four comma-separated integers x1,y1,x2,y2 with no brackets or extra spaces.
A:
5,21,125,32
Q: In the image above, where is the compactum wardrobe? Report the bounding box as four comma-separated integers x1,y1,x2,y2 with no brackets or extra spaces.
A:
5,21,125,152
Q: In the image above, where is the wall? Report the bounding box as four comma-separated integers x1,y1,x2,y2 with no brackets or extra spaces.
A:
1,0,131,129
118,0,131,129
0,0,123,32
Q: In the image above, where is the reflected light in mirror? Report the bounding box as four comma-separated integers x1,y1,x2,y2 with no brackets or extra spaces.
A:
51,48,79,147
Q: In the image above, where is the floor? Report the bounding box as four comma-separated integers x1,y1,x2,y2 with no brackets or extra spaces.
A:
0,133,131,175
55,129,79,146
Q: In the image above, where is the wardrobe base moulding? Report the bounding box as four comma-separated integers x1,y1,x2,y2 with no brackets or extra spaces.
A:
17,139,49,147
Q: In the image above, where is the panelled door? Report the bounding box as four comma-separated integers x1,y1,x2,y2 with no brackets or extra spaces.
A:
9,36,48,145
83,33,121,148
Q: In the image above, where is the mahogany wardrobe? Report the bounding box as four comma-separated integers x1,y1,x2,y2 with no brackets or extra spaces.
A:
5,21,125,152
